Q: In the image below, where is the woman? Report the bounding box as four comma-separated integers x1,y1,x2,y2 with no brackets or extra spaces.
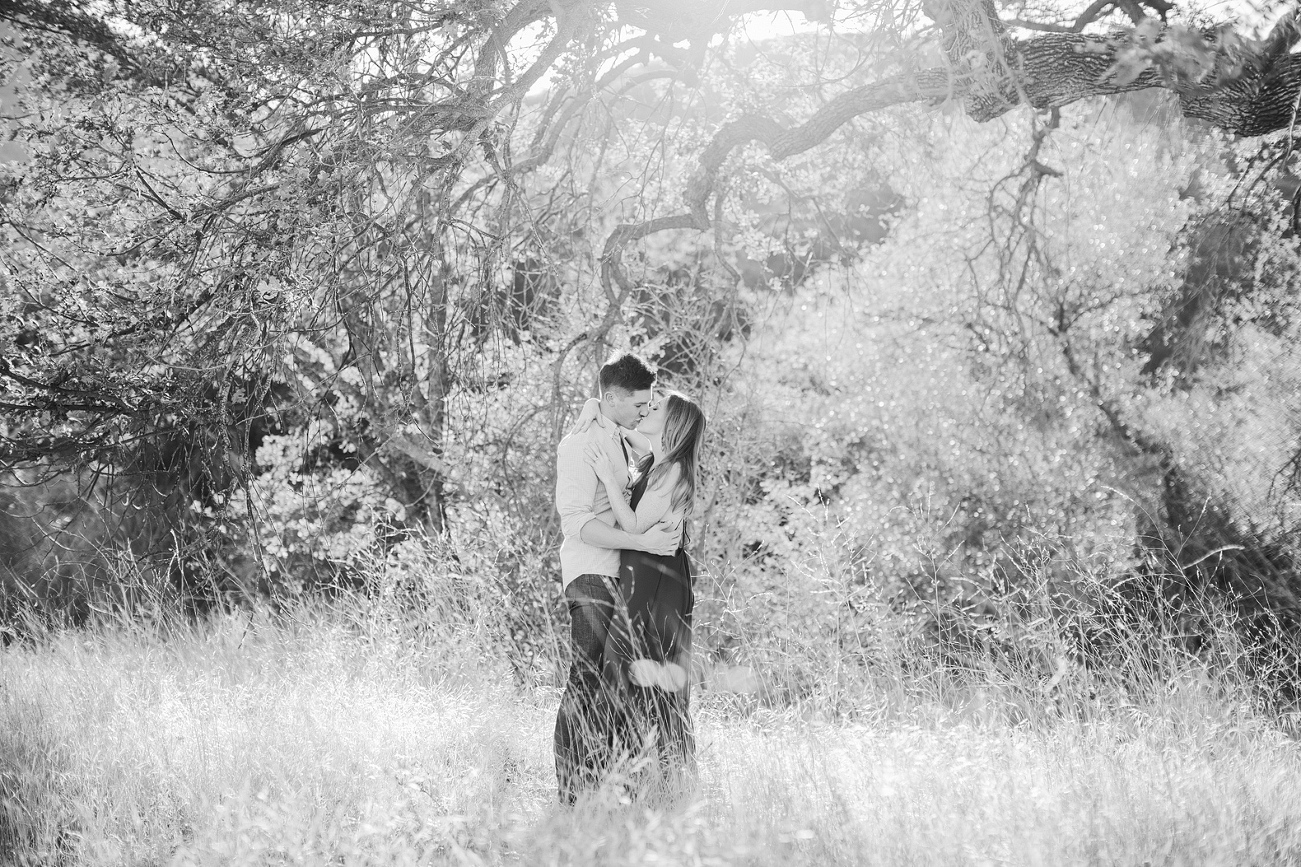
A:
580,390,706,794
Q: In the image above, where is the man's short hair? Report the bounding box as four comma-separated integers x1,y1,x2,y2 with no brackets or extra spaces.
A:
599,352,655,394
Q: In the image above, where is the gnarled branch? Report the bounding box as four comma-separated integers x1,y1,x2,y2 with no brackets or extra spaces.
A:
607,6,1301,293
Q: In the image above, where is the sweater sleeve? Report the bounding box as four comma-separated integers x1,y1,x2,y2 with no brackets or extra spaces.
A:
632,465,682,535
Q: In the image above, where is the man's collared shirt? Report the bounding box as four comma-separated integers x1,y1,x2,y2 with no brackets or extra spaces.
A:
555,410,632,588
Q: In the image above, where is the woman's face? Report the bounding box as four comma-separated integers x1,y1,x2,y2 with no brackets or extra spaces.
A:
637,393,668,437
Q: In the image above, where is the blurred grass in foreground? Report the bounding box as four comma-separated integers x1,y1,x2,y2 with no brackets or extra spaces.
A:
4,595,1301,866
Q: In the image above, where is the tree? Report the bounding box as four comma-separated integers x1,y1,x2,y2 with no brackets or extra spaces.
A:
1,0,1298,604
3,0,1298,445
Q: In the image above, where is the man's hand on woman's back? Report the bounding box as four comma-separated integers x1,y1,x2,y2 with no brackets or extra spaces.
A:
638,520,681,556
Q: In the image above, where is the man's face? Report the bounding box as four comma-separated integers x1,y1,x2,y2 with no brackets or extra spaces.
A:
603,386,653,429
637,393,667,436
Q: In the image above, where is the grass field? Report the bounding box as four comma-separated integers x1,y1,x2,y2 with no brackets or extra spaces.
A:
4,600,1301,866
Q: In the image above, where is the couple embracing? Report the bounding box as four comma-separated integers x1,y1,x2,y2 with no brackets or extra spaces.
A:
553,352,707,805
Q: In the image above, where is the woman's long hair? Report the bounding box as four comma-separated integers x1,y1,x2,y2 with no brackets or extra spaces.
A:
639,392,705,516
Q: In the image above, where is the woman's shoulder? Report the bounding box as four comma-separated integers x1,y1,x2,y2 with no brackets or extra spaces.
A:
649,460,682,489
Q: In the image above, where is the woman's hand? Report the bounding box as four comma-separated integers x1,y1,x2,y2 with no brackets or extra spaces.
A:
583,442,622,489
568,398,602,436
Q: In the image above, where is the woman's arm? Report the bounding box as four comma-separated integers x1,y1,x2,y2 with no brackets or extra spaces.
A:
584,444,637,531
580,516,680,556
599,475,639,532
594,458,682,535
568,398,602,436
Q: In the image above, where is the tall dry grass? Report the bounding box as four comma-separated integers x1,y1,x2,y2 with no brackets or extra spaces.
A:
3,537,1301,865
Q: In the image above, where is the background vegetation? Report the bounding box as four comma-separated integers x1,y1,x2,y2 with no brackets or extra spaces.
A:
1,0,1300,862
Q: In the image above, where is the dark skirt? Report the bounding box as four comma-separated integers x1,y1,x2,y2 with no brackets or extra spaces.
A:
602,546,695,784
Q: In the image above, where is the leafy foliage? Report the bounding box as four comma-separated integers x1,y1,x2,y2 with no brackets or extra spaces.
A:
0,1,1298,678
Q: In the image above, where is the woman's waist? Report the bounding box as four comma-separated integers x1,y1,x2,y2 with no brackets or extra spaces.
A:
620,548,691,580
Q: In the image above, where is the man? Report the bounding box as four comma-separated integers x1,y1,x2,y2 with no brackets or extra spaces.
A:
553,352,680,804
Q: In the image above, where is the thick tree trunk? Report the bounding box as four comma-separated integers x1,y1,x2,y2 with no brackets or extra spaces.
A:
391,184,453,534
